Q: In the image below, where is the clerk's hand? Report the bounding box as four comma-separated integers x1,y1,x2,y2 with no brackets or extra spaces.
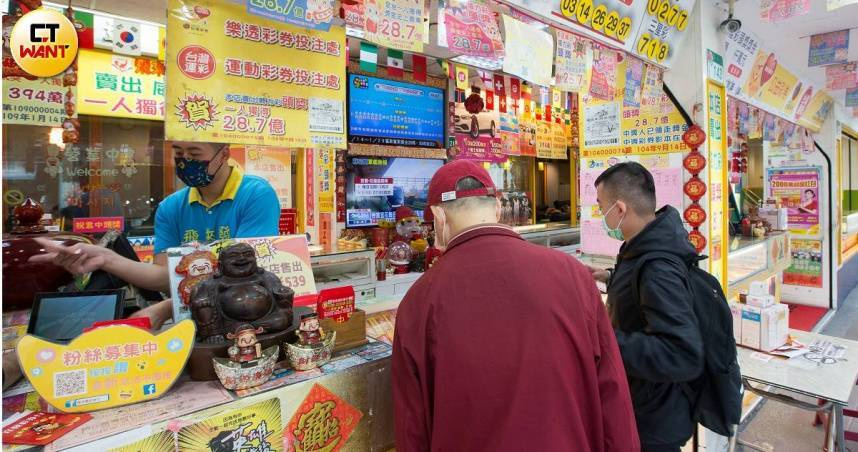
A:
28,237,116,276
584,263,611,284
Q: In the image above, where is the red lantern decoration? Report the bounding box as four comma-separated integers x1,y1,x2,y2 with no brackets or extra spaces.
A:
682,124,706,149
688,230,707,253
683,176,707,201
684,204,707,228
464,86,485,115
683,151,707,174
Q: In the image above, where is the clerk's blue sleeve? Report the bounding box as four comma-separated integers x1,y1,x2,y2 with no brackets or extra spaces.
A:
234,177,281,239
153,196,180,254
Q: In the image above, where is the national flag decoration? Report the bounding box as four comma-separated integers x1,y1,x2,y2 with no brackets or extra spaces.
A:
499,95,507,113
112,19,142,56
412,54,427,82
486,90,494,111
455,64,469,90
387,49,404,77
477,70,492,88
360,42,378,73
510,78,521,101
493,74,506,97
438,58,453,79
74,10,95,49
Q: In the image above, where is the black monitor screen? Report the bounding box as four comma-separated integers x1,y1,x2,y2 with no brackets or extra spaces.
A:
30,291,122,341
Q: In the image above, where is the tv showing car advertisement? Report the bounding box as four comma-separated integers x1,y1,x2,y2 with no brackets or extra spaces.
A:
348,74,445,148
345,157,444,228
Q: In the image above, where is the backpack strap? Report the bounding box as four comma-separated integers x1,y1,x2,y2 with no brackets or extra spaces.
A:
629,251,686,309
631,252,710,408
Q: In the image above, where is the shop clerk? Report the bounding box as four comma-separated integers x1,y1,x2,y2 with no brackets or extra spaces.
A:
30,141,280,328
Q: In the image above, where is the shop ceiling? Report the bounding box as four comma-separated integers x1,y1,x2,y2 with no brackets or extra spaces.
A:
725,0,858,102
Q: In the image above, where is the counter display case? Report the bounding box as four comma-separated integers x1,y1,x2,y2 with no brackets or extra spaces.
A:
727,231,791,299
515,224,581,255
310,246,376,294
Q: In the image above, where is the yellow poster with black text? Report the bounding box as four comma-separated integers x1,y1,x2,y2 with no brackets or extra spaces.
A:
178,398,282,451
78,49,165,120
3,76,75,126
580,59,687,159
166,0,346,148
797,90,834,133
317,148,335,213
707,80,728,288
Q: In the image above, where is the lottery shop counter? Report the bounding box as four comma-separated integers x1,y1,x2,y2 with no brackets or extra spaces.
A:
3,338,395,451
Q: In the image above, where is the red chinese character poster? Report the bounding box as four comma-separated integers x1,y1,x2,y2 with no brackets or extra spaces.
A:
285,384,363,451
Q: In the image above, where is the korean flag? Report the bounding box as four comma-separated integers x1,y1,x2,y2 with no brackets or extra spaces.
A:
113,19,142,56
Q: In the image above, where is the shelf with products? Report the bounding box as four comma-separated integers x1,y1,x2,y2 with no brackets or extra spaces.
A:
727,231,792,300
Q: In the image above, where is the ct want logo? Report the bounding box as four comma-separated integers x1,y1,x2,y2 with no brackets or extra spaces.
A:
10,8,79,77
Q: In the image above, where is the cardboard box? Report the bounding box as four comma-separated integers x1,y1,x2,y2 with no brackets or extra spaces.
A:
741,305,762,349
728,302,743,344
749,281,770,296
759,207,788,230
747,294,775,308
760,304,789,352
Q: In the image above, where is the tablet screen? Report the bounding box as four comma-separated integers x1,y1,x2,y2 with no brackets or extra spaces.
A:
32,293,121,341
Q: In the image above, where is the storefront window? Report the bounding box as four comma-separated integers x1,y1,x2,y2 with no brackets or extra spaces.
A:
2,116,165,236
486,156,534,226
535,159,573,224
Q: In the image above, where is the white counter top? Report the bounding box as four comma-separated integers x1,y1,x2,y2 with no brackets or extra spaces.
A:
738,330,858,405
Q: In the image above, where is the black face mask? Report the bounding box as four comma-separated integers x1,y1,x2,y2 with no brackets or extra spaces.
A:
174,147,226,187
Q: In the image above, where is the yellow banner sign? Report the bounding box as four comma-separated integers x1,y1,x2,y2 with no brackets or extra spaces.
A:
317,148,335,213
17,320,195,413
796,90,834,133
166,0,346,148
77,49,165,120
580,61,687,158
2,76,75,126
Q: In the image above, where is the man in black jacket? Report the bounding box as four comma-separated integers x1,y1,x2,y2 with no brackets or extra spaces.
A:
588,162,704,452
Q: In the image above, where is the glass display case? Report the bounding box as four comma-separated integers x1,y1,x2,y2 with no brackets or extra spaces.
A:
309,247,375,293
727,231,791,298
515,224,580,255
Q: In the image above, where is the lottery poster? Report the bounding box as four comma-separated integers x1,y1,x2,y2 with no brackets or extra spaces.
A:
166,0,346,147
178,398,282,451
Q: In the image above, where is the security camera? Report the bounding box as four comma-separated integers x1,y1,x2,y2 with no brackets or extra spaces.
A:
719,0,741,33
720,16,742,33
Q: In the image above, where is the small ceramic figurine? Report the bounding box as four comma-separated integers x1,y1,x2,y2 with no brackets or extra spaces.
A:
297,313,324,345
226,324,264,364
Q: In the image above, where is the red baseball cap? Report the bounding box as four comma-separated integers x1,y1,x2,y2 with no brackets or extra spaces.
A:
424,160,497,222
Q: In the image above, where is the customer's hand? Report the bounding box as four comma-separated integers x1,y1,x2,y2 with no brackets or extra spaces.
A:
584,264,611,284
129,299,174,331
28,237,116,276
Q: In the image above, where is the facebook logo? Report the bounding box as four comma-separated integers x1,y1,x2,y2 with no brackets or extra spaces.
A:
143,384,156,396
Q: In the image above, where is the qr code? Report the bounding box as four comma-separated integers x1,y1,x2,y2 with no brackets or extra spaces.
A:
53,369,87,398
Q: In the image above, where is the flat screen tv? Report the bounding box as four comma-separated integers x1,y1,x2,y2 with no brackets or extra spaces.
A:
348,74,445,148
345,157,444,228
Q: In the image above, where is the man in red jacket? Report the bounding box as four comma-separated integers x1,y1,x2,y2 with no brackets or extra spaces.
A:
392,160,639,451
